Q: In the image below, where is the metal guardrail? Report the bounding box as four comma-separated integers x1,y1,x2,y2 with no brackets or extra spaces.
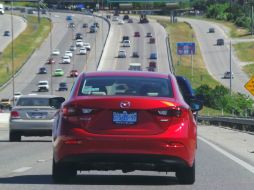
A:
198,115,254,132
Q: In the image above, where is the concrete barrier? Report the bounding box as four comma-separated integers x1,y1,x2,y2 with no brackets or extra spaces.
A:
0,113,10,124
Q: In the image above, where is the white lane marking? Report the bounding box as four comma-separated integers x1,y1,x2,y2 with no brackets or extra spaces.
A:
198,136,254,174
12,167,32,173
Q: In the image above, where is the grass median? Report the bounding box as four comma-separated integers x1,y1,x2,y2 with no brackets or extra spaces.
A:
157,19,219,89
0,15,51,87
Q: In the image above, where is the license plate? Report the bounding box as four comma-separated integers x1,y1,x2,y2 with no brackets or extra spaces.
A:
29,112,47,119
112,111,137,125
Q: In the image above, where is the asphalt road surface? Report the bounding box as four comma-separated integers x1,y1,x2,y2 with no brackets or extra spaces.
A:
179,18,251,96
0,123,254,189
0,14,27,52
0,12,109,99
99,16,170,73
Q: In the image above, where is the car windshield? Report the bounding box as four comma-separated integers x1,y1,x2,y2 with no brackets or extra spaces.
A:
39,82,47,85
78,76,173,97
16,97,50,106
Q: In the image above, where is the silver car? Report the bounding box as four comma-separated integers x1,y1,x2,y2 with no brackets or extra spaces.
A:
9,95,64,142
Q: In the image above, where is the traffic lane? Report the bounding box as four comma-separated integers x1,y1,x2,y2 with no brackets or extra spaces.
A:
99,17,159,71
198,125,254,166
0,138,254,189
0,14,27,52
21,14,109,96
0,12,69,99
179,18,251,96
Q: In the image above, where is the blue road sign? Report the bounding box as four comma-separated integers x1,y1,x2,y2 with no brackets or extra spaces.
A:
177,42,195,55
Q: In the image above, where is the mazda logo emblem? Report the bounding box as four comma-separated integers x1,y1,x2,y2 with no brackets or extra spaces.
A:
120,101,131,108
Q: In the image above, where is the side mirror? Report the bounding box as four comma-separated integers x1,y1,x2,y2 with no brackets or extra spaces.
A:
189,99,203,112
49,97,65,109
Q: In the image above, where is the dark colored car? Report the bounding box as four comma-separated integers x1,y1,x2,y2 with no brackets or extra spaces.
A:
75,33,83,40
3,30,10,36
208,27,215,33
51,71,203,184
146,32,152,37
128,19,133,23
123,14,129,20
58,82,68,91
147,61,156,71
69,70,79,77
134,32,140,37
69,23,75,28
132,51,139,58
149,37,155,44
82,23,88,28
38,67,47,74
149,53,157,59
94,22,99,28
122,36,129,42
217,38,224,46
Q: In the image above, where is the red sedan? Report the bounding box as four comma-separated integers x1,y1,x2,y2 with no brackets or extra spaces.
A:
46,58,55,64
51,71,202,184
134,31,140,37
69,69,79,77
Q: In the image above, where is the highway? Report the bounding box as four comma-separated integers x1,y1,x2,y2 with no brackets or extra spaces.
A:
0,12,254,189
0,14,27,52
0,12,109,99
179,18,251,96
99,17,170,73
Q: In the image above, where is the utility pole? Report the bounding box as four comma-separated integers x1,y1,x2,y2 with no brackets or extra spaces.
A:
252,5,253,35
11,0,15,105
229,40,232,96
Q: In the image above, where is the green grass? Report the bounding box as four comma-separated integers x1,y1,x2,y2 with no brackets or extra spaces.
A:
0,16,51,87
233,42,254,77
188,16,252,38
199,106,230,116
2,1,37,7
157,19,220,89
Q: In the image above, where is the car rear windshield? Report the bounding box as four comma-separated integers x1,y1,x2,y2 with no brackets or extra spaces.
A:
78,76,173,97
16,98,50,106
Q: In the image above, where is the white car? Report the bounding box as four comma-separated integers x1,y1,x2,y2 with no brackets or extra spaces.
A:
118,19,124,25
112,16,118,21
123,40,131,47
76,39,83,47
38,80,49,92
79,48,87,55
52,49,60,55
14,92,22,101
65,51,73,58
69,45,76,51
118,50,126,58
62,55,71,64
83,43,91,51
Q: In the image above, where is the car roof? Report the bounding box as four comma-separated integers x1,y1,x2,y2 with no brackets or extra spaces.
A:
82,71,171,79
18,94,58,99
38,80,48,83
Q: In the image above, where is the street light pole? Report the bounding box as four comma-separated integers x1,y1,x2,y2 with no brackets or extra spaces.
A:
229,40,232,96
49,11,53,95
11,0,15,105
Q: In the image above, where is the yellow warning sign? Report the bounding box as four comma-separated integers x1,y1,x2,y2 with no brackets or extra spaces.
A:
244,76,254,96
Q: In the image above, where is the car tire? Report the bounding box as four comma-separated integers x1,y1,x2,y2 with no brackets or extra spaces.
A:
176,161,195,184
52,159,76,183
9,131,21,142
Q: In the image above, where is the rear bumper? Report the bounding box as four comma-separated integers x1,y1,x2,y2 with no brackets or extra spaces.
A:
10,119,53,136
54,134,196,169
56,153,189,172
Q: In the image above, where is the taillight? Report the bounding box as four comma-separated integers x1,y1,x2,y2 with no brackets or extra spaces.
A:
62,106,78,116
156,107,182,117
11,111,20,119
62,106,95,116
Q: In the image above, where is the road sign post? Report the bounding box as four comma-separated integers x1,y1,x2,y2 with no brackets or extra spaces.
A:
177,42,195,79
